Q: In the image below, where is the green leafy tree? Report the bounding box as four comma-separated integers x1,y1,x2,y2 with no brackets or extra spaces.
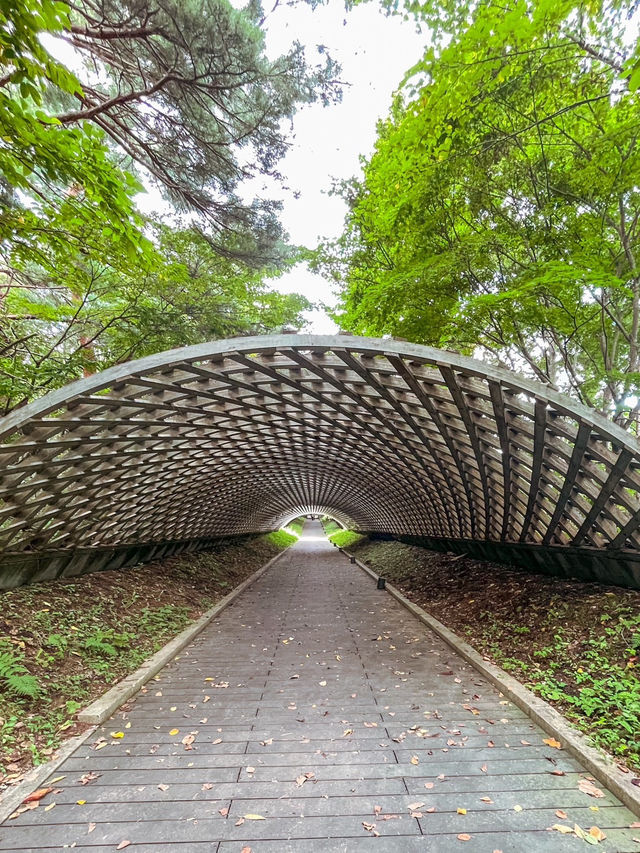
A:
0,226,309,413
0,0,329,412
323,0,640,421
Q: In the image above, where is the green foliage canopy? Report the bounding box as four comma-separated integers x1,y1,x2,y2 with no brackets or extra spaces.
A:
321,0,640,420
0,0,327,412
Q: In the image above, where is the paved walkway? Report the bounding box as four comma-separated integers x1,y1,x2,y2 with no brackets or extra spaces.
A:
2,522,639,852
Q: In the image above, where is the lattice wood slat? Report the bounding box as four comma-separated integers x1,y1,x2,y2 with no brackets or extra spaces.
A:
2,335,640,587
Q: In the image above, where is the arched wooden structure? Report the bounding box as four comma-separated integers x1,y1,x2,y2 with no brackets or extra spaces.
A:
1,335,640,588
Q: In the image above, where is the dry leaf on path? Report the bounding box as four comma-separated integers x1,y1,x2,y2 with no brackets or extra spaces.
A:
244,814,265,820
550,824,573,835
457,834,471,841
579,779,605,798
22,787,52,804
116,843,131,850
543,738,562,749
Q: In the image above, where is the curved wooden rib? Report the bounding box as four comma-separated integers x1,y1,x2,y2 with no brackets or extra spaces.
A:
1,335,640,588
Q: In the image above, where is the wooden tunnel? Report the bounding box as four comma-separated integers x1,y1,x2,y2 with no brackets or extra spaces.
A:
1,334,640,589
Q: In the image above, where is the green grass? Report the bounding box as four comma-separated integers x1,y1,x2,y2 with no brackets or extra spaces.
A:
329,529,364,549
282,516,305,537
268,529,297,548
321,517,342,536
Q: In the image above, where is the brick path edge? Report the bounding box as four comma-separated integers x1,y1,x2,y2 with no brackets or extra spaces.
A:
344,548,640,817
0,545,291,824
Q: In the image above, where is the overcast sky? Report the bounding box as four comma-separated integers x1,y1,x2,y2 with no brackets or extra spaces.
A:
261,1,426,332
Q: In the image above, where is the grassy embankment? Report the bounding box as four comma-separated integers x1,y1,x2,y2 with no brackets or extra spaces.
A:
329,531,640,774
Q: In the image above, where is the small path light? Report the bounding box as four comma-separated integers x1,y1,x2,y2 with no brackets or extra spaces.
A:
377,577,386,590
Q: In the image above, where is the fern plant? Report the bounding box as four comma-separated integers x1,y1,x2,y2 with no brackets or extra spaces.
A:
0,642,40,699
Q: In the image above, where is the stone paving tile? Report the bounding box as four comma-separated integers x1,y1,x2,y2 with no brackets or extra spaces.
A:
1,521,639,852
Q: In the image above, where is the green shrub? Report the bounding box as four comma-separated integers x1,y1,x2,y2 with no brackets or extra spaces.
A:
0,641,40,699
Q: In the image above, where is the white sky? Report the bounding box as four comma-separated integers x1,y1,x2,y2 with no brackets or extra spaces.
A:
135,1,427,333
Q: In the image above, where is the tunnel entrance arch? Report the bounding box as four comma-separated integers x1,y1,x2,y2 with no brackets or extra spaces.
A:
1,334,640,589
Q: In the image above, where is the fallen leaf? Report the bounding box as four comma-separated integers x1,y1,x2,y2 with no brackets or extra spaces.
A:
88,823,96,833
79,772,101,785
550,769,565,776
589,827,607,842
241,848,252,853
410,756,419,765
23,787,53,804
457,808,467,815
235,817,245,826
513,805,523,812
219,807,229,816
364,722,378,728
182,734,196,750
573,823,598,844
44,802,56,812
202,783,214,791
342,729,353,737
246,766,256,774
408,802,425,811
579,779,605,799
158,784,169,792
374,805,382,815
556,810,568,819
76,800,86,805
169,729,179,736
50,775,65,784
543,737,562,749
550,824,573,835
116,842,131,850
110,731,125,739
457,834,471,841
480,797,494,804
244,814,265,820
212,738,222,745
424,782,434,789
